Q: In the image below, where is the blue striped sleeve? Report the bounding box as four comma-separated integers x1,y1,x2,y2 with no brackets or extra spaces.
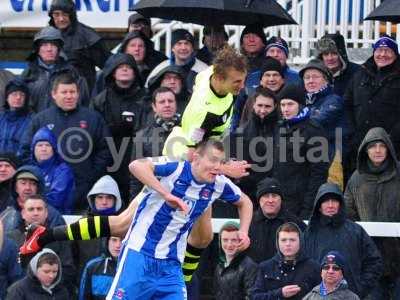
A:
220,179,241,203
154,161,179,177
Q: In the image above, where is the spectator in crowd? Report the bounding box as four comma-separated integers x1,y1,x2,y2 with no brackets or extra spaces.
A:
230,88,279,201
232,57,286,130
197,25,228,65
6,248,69,300
145,65,189,115
345,35,400,159
118,31,167,82
0,220,23,300
0,153,19,214
304,182,383,298
30,126,75,214
265,36,301,84
130,87,180,198
91,53,146,202
7,195,76,295
3,165,65,232
344,127,400,300
303,251,360,300
75,175,122,275
79,236,122,300
21,73,111,212
247,177,306,263
250,222,320,299
127,13,153,38
300,58,346,160
273,84,329,218
0,78,32,154
22,26,89,113
0,70,14,109
213,221,257,300
316,33,360,97
146,29,208,93
48,0,111,92
240,23,266,73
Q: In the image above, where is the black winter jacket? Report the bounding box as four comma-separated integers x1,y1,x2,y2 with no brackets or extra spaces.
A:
304,183,383,298
214,253,258,300
344,57,400,156
20,106,111,210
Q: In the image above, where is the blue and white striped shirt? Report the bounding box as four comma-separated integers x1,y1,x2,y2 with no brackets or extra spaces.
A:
124,161,241,263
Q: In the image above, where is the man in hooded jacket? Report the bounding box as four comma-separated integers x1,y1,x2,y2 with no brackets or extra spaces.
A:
6,248,68,300
250,222,320,299
91,53,146,203
345,127,400,299
304,182,383,299
22,26,89,113
48,0,111,92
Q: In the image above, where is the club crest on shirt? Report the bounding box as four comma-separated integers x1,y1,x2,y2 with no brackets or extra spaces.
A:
79,120,88,129
114,288,125,299
200,189,211,199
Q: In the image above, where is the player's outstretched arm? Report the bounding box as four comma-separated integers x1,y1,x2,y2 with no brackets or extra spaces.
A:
234,193,253,251
129,159,189,213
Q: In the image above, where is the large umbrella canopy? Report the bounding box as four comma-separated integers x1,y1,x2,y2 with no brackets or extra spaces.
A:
365,0,400,23
133,0,297,26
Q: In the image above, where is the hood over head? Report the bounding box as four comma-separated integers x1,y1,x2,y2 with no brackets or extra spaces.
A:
48,0,77,27
102,53,142,87
31,126,62,164
29,26,65,62
29,248,62,292
357,127,398,174
119,30,152,56
146,64,186,92
274,222,306,262
87,175,122,214
309,183,346,229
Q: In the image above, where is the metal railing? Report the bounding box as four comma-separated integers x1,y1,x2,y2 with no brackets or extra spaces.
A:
150,0,400,64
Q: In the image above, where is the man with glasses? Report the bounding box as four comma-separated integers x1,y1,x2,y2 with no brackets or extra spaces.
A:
303,251,360,299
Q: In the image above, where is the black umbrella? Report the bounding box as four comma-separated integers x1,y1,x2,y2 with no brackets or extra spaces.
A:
133,0,297,26
365,0,400,23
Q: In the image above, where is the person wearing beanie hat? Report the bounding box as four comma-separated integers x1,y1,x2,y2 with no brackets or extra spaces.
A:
251,222,320,299
247,177,306,264
145,29,207,93
197,25,228,65
274,83,329,219
240,23,267,72
265,36,301,85
303,251,360,299
316,33,361,98
0,78,33,155
345,33,400,172
259,57,285,93
22,26,90,113
128,13,152,38
214,221,257,300
304,182,383,298
300,58,346,161
48,0,111,92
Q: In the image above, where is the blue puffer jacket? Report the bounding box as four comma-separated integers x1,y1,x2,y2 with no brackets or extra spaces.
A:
0,237,23,300
30,127,75,214
0,79,32,154
6,165,66,231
